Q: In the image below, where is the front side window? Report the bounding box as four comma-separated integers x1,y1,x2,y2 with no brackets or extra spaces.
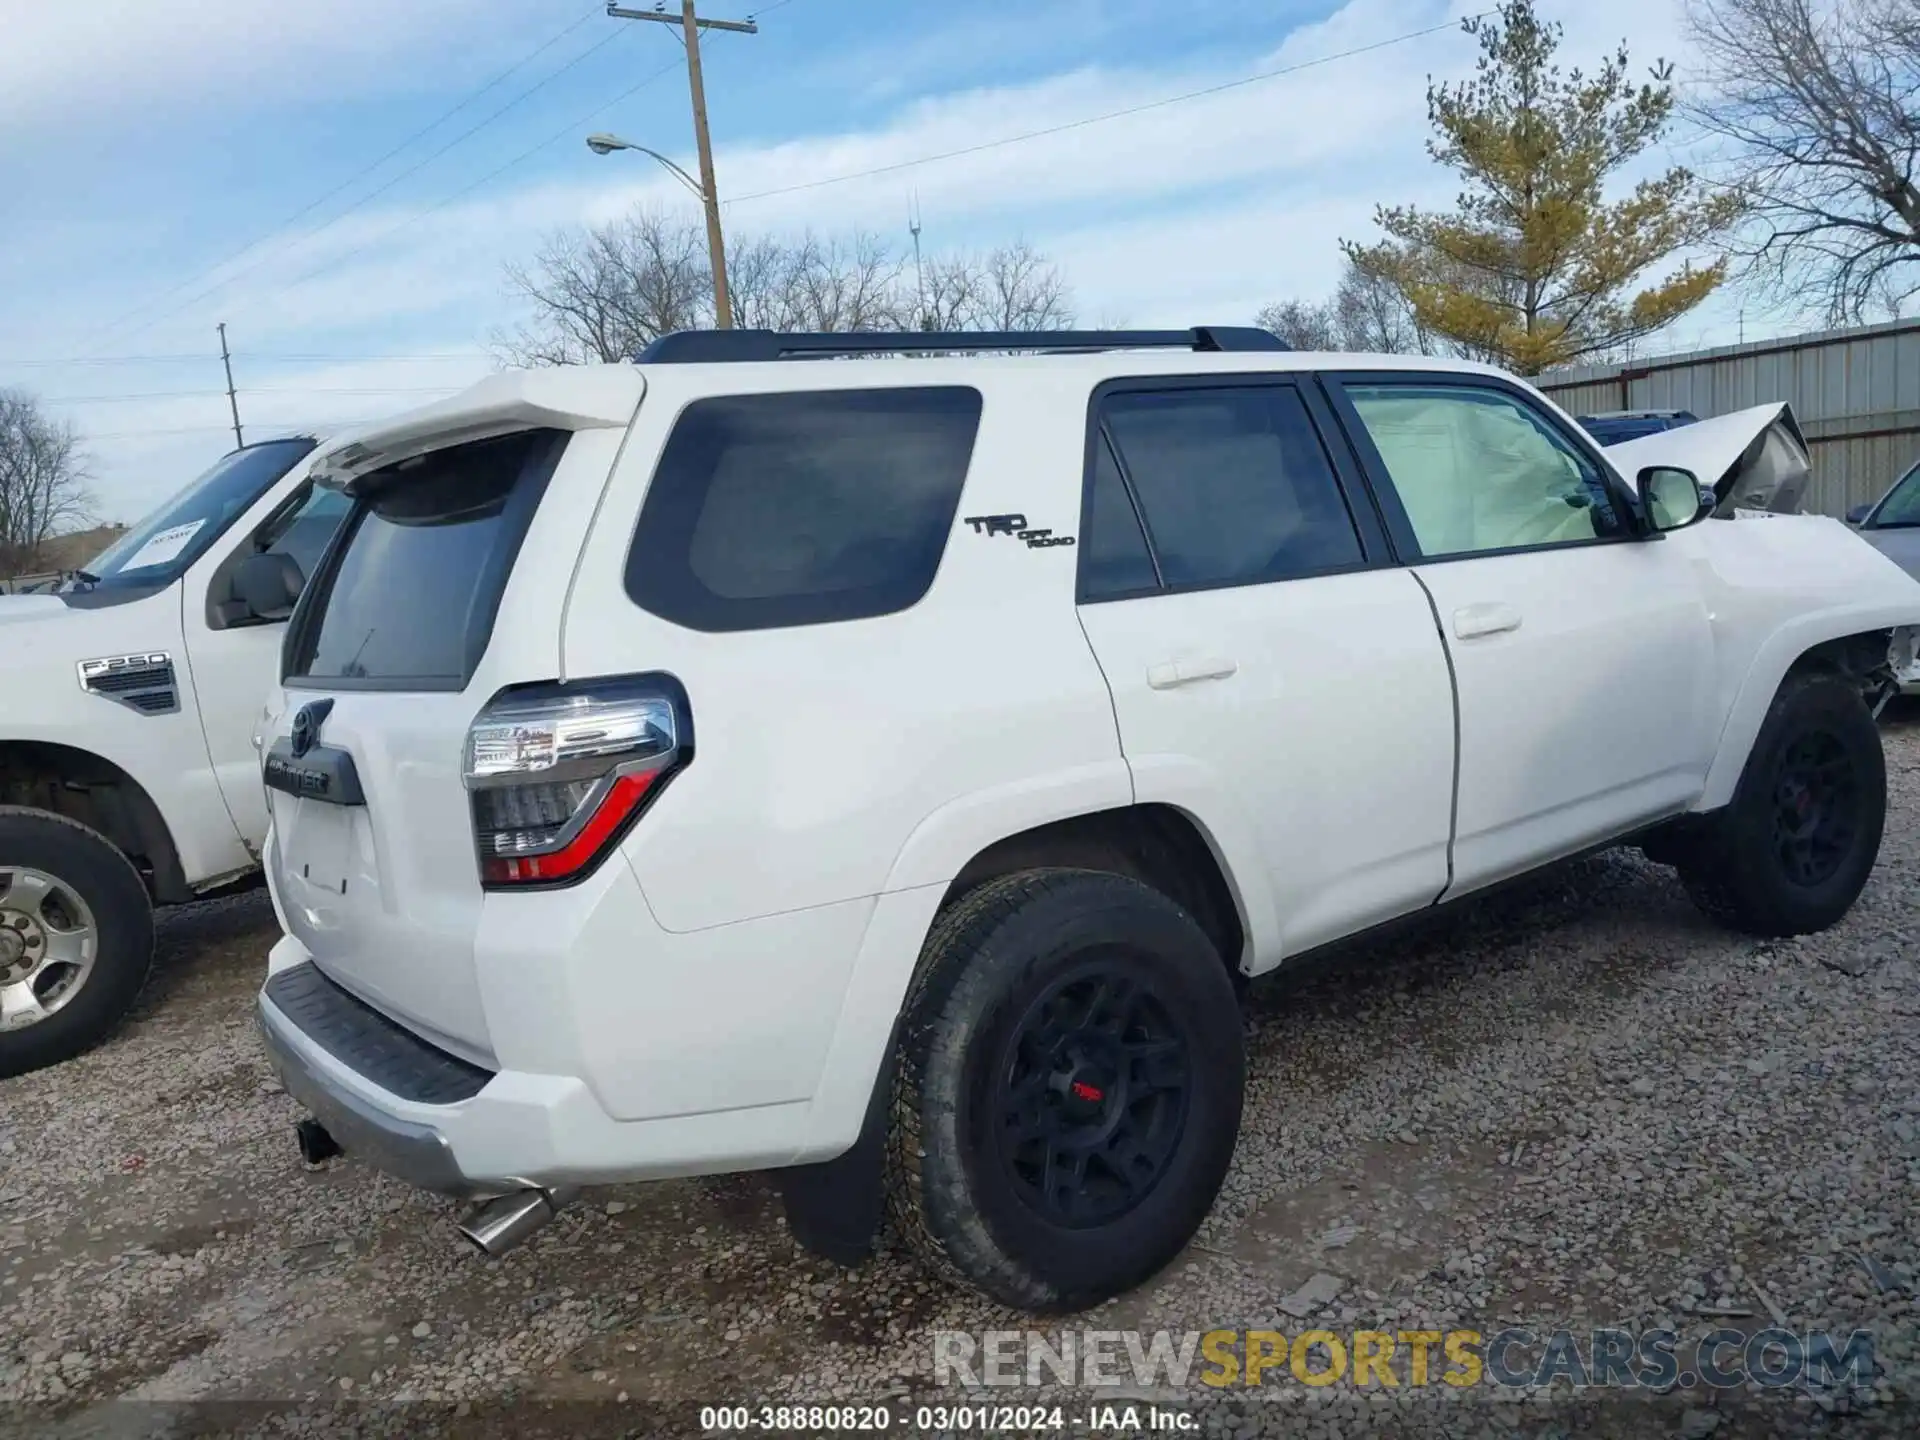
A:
1094,385,1363,591
259,484,354,581
624,387,981,632
1345,384,1624,558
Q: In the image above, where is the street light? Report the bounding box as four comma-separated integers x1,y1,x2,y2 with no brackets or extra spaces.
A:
586,132,733,329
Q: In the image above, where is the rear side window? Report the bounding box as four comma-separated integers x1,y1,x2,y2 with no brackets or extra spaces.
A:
287,429,563,689
1093,385,1363,592
623,387,982,632
1079,436,1159,600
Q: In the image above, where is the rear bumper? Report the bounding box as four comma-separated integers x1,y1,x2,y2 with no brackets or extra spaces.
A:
259,990,477,1196
256,931,836,1194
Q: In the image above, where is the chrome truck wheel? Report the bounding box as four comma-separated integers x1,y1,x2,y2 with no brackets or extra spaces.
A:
0,808,154,1078
0,866,99,1030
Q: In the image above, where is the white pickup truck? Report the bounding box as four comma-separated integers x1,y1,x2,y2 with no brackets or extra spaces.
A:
0,437,348,1076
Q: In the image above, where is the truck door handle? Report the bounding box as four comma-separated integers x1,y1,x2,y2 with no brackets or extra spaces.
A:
1452,603,1523,640
1147,656,1239,689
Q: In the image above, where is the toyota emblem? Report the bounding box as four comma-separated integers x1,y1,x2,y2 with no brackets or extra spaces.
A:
289,699,334,759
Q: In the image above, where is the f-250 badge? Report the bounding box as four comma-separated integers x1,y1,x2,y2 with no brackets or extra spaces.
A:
963,513,1076,549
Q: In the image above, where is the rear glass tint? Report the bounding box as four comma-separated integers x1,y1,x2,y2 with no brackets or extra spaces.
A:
288,430,563,689
624,387,982,632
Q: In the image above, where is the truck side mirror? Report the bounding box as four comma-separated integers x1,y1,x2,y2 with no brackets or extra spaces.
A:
232,551,305,623
1638,466,1713,533
1846,503,1873,526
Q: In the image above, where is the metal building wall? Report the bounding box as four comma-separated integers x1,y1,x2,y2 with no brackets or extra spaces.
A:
1538,318,1920,517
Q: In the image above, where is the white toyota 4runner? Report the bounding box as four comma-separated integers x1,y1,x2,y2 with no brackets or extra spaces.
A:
255,328,1920,1312
0,438,349,1077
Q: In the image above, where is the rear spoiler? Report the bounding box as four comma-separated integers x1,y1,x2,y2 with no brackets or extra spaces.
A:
309,367,646,492
1599,402,1811,515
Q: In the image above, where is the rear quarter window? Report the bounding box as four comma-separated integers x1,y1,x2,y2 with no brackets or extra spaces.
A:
623,387,983,632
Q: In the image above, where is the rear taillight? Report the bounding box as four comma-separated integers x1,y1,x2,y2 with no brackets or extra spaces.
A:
464,674,692,889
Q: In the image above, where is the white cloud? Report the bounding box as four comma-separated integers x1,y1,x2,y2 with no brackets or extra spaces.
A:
15,0,1715,524
0,0,573,133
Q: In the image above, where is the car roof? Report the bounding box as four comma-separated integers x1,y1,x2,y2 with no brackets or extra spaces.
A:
309,346,1516,474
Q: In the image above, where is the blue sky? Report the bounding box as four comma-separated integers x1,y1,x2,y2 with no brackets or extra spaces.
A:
2,0,1768,523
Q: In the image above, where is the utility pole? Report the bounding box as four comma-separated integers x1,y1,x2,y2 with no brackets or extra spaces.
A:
606,2,757,329
216,322,243,448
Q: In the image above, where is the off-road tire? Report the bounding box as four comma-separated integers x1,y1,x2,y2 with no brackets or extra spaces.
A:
884,868,1244,1312
1676,673,1885,937
0,806,154,1079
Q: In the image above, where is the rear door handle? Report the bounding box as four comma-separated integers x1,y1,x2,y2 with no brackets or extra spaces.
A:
1452,602,1523,640
1147,656,1239,689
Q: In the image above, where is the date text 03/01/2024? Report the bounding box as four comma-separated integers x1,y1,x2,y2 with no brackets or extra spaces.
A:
699,1403,1197,1431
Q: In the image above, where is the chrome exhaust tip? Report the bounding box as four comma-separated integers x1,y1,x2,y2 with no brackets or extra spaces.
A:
457,1186,579,1256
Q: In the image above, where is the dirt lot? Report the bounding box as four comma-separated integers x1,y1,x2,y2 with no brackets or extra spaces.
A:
4,718,1920,1438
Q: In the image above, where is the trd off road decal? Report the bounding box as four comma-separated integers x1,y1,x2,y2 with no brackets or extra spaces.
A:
963,513,1077,549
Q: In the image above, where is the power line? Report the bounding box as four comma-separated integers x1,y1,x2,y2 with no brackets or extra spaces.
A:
0,351,488,367
85,8,630,355
246,15,781,314
729,14,1485,204
87,419,384,441
40,385,463,404
252,53,697,308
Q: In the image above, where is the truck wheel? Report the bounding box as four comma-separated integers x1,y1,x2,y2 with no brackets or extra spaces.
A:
885,869,1244,1312
1676,673,1885,937
0,807,154,1079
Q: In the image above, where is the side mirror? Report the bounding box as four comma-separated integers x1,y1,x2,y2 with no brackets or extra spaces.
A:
1846,503,1873,526
232,551,305,622
1638,466,1713,533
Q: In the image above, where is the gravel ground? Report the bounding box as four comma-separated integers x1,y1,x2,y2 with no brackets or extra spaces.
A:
3,713,1919,1439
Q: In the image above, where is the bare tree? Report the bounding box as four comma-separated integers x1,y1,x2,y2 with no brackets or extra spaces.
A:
1254,298,1342,350
898,241,1076,331
970,242,1075,330
1688,0,1920,321
729,232,905,330
498,209,1076,363
1332,258,1436,354
1256,260,1437,353
494,210,710,365
0,390,91,575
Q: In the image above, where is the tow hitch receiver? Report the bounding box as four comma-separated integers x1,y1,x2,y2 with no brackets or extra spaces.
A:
295,1117,343,1166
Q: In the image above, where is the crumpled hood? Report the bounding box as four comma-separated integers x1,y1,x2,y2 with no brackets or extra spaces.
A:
1603,402,1811,515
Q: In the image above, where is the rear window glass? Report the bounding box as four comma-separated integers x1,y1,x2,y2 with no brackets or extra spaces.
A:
1098,386,1364,589
624,387,982,632
288,430,563,688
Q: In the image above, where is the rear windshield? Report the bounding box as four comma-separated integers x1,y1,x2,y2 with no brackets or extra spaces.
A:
286,430,563,689
623,387,982,632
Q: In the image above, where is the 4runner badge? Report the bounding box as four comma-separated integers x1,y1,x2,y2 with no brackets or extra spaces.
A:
963,513,1076,549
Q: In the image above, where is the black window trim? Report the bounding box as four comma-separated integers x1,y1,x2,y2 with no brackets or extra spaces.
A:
281,428,567,693
620,384,985,635
1075,373,1392,607
1317,370,1658,568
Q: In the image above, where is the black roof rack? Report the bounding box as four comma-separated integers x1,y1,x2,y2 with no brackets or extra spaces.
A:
635,326,1288,364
